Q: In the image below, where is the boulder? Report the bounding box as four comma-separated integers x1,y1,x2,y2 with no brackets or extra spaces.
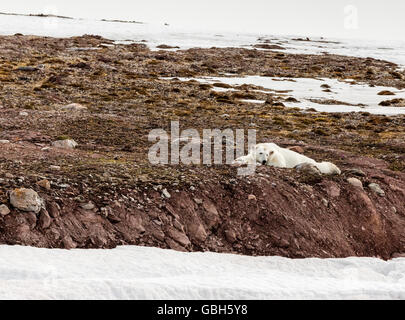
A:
347,177,363,189
368,183,385,197
9,188,43,213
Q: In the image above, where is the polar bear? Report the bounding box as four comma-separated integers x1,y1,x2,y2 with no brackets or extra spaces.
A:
233,142,341,175
255,143,341,175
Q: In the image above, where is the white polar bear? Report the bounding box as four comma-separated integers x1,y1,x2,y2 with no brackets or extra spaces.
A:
233,142,341,175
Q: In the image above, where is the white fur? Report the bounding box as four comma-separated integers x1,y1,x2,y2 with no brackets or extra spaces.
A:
233,142,341,175
232,153,256,165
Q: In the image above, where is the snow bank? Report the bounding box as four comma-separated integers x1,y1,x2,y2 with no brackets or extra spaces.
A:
0,245,404,299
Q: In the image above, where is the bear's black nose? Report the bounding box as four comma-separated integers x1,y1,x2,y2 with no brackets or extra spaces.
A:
262,160,266,165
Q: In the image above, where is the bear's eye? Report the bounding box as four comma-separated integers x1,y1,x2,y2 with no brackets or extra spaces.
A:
259,152,263,155
269,151,274,155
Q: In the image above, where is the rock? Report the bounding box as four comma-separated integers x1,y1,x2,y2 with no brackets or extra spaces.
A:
264,97,275,105
162,188,171,198
0,140,10,144
100,206,111,217
49,165,61,171
368,183,385,197
25,212,37,228
156,44,180,49
173,219,184,231
324,182,341,198
166,227,191,247
37,179,51,190
17,66,38,72
194,198,203,205
344,168,366,177
152,229,166,242
202,201,220,229
288,146,304,154
296,163,323,184
107,214,121,224
52,139,78,149
9,188,43,213
377,90,395,96
39,208,52,229
248,194,257,201
347,177,363,189
295,162,321,175
345,168,366,177
321,198,329,207
192,224,207,242
19,111,28,116
225,229,237,243
47,202,60,218
253,44,285,50
379,98,405,107
60,103,87,112
81,202,95,210
278,239,290,248
165,238,188,252
62,235,77,249
0,204,10,216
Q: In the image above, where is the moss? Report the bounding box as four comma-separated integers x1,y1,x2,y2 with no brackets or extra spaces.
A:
173,109,192,116
311,128,329,136
388,160,405,172
232,92,257,100
56,135,71,140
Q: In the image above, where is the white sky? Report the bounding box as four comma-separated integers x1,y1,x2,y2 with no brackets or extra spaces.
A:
1,0,404,40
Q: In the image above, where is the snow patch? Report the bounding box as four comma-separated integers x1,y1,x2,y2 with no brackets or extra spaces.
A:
164,76,405,115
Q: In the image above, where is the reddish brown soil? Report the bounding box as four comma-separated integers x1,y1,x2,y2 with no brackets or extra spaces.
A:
0,34,404,259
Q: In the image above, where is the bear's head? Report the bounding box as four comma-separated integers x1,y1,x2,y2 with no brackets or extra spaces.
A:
255,145,275,165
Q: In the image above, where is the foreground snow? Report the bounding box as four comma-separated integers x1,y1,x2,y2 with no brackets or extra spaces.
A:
0,245,404,299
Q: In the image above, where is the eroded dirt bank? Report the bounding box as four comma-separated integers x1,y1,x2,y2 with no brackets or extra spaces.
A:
0,34,404,258
1,139,405,259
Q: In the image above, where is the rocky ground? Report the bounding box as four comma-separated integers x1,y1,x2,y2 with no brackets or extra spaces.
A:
0,34,404,259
